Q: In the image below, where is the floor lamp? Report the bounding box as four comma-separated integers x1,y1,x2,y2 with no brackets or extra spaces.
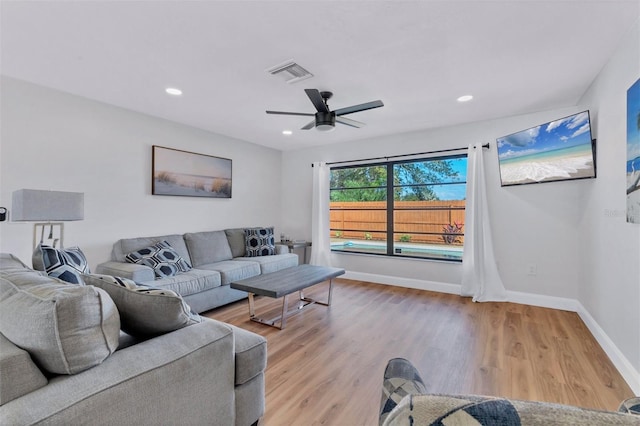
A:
11,189,84,249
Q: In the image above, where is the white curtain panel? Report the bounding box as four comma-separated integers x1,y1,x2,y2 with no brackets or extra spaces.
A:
461,144,507,302
310,162,332,267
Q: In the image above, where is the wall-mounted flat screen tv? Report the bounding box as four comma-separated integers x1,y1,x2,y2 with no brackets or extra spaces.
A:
496,111,596,186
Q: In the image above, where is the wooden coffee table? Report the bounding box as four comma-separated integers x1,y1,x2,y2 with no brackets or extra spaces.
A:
230,264,345,329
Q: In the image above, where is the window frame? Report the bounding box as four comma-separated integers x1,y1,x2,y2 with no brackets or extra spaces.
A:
329,153,467,262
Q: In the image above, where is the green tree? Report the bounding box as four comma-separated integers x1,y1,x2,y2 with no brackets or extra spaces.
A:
330,160,460,202
330,166,387,201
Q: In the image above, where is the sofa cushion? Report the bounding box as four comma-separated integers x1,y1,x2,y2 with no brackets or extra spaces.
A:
224,228,247,258
112,234,191,264
0,332,48,405
184,231,233,267
83,274,201,337
227,324,267,386
135,268,222,297
0,269,120,375
33,245,90,285
125,240,192,278
244,227,276,257
235,253,298,274
0,253,31,270
199,260,260,285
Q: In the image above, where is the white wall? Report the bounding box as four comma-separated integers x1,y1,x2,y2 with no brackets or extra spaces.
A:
281,107,588,299
578,20,640,382
280,18,640,389
0,77,283,269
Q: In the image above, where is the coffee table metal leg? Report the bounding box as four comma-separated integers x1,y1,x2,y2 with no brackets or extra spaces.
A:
280,294,290,329
246,279,335,330
299,278,334,306
248,293,256,317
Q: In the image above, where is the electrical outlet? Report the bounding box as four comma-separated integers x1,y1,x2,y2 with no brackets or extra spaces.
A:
526,264,537,276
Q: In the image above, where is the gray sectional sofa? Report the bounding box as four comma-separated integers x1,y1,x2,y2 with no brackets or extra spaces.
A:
0,254,267,425
96,228,298,313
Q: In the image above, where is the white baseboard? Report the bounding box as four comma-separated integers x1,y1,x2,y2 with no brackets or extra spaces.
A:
506,290,580,312
342,271,461,295
575,302,640,395
341,271,640,395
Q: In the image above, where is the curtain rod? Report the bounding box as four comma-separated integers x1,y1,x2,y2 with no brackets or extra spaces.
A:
312,143,490,167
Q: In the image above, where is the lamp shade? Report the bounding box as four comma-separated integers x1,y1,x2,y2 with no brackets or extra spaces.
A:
12,189,84,221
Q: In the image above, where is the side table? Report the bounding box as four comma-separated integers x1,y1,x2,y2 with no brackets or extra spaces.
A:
276,241,312,264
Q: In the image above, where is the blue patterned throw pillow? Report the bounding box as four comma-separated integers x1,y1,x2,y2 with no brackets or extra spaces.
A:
34,244,90,285
244,227,276,257
125,240,192,278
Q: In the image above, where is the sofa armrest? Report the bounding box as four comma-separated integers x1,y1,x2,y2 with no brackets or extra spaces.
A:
0,333,48,406
0,320,237,425
95,261,155,282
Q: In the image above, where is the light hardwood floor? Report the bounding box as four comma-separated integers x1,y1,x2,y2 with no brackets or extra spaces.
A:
204,278,634,425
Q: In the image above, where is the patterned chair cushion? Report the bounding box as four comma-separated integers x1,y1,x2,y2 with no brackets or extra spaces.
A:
619,397,640,415
33,244,90,285
83,273,201,337
380,358,640,426
125,240,192,278
244,227,276,257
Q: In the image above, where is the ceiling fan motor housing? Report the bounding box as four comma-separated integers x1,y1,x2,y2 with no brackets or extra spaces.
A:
315,111,335,131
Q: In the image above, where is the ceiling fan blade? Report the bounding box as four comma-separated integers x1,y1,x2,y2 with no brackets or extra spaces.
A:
301,119,316,130
266,110,315,117
334,100,384,116
305,89,329,113
336,116,365,128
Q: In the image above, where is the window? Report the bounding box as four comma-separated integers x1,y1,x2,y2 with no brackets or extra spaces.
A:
329,155,467,261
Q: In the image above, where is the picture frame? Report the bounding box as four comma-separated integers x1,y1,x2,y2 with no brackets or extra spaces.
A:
627,78,640,223
496,111,596,187
152,145,232,198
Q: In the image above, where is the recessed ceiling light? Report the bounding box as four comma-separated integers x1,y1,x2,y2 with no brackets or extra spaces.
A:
165,87,183,96
282,130,293,135
457,95,473,102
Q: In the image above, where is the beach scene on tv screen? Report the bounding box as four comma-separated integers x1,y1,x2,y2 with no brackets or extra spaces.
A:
497,111,595,186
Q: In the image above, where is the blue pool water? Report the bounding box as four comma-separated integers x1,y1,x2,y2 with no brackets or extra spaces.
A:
332,242,462,260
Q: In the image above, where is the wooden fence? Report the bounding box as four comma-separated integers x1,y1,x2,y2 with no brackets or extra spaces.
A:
330,200,465,245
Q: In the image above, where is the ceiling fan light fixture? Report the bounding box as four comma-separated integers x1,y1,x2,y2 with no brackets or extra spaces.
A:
266,88,383,132
316,123,335,132
315,111,336,131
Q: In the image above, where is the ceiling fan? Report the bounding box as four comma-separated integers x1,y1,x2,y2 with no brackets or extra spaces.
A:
266,89,384,131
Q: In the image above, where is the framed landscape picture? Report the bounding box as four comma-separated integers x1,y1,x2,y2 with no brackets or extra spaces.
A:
152,145,232,198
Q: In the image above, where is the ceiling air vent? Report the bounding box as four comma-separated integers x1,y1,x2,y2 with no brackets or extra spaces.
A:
266,60,313,84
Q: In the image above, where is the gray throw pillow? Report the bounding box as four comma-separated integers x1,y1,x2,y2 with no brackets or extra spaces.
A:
0,271,120,375
83,274,201,337
244,227,276,257
124,240,191,278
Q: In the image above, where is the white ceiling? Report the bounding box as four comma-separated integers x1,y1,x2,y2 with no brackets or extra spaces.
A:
1,1,638,151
